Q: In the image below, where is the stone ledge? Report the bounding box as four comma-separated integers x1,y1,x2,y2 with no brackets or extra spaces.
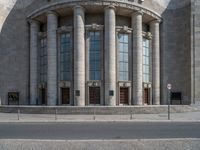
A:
0,105,199,114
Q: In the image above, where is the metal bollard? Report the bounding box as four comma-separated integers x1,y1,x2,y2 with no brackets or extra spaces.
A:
130,110,133,120
93,109,96,120
17,109,20,120
55,109,58,120
167,84,172,120
168,89,171,120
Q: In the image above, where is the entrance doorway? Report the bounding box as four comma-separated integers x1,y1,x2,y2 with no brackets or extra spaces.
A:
41,88,47,105
89,87,100,104
61,88,70,105
143,88,149,105
120,87,129,105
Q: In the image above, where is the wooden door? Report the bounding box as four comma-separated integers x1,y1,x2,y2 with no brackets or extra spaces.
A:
120,87,129,104
41,88,47,105
143,88,149,104
61,88,70,105
89,87,100,104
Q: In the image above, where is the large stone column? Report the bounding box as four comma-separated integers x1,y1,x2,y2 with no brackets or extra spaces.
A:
74,6,85,106
47,11,58,106
30,20,39,105
104,6,116,106
150,19,161,105
132,11,143,105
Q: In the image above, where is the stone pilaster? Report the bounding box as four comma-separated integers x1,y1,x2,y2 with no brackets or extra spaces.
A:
47,11,58,106
104,6,116,106
150,19,161,105
74,6,85,106
30,20,39,105
132,11,143,105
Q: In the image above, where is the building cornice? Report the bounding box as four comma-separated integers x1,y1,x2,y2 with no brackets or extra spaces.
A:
27,0,161,20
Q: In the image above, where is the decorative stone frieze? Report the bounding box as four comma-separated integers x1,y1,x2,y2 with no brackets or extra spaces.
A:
116,26,132,33
143,32,152,40
38,32,47,38
85,24,104,31
59,81,71,88
87,81,101,87
38,83,47,89
143,83,151,88
57,26,73,33
118,81,132,87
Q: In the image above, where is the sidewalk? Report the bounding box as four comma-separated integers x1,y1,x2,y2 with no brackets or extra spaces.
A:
0,111,200,122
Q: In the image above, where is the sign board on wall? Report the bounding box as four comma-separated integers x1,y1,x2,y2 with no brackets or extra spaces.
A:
8,92,19,105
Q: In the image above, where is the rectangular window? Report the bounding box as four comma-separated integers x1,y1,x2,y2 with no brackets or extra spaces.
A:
60,33,71,81
143,38,150,83
89,31,101,80
40,38,47,83
118,33,129,81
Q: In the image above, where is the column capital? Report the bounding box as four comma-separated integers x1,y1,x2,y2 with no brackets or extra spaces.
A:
46,10,58,16
132,10,143,16
150,19,162,25
28,19,40,25
104,5,116,12
74,5,85,11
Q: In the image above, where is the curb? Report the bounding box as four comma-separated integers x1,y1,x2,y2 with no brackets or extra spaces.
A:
0,119,200,123
0,138,200,142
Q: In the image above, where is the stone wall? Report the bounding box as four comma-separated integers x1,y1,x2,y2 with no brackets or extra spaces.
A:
161,3,192,104
0,0,193,105
0,0,31,105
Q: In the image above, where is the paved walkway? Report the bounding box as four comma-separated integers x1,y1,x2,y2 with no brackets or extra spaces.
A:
0,111,200,122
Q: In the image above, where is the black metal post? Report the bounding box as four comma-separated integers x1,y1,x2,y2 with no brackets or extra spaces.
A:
168,89,171,120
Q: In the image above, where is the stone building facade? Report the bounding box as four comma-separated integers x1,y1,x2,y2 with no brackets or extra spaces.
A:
0,0,199,106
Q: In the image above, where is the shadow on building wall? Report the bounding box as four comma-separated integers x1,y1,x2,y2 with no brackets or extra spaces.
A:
160,0,192,105
0,0,37,105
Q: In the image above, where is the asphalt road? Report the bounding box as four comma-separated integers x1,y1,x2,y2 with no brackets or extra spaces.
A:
0,122,199,140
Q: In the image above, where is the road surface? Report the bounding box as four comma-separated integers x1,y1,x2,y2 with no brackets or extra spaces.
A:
0,122,199,140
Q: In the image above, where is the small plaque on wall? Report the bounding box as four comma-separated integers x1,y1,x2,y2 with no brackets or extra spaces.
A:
75,90,80,96
109,90,114,96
